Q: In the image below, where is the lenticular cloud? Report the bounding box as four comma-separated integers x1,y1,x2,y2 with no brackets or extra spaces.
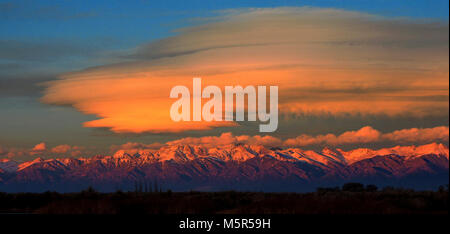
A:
41,7,449,133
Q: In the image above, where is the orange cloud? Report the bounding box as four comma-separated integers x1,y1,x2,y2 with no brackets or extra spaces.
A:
383,126,449,143
51,144,72,154
0,146,25,158
166,132,282,148
0,146,15,158
113,126,448,149
1,126,447,161
49,145,85,157
49,145,86,157
23,142,48,156
283,126,449,147
32,142,46,151
0,143,88,160
283,126,381,146
41,7,449,133
110,142,165,153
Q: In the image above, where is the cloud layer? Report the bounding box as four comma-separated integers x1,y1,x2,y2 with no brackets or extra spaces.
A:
111,126,449,150
283,126,449,147
41,7,449,133
1,125,448,160
0,143,85,159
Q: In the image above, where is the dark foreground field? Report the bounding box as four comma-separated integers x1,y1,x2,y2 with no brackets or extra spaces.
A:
0,184,448,214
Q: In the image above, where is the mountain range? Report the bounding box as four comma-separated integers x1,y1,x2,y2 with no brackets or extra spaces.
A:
0,143,448,192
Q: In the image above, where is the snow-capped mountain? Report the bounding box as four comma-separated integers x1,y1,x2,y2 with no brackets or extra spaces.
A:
0,143,448,192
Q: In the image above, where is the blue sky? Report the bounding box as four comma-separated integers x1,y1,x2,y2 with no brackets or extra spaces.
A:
1,0,448,46
0,0,448,154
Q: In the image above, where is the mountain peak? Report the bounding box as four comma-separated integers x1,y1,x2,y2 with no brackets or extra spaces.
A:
4,142,449,171
17,157,45,171
416,143,449,158
338,143,449,164
1,143,448,192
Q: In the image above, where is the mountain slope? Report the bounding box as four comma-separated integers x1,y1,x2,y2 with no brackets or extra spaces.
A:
0,143,448,192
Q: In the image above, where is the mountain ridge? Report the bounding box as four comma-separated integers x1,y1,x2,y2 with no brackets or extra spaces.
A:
0,143,448,192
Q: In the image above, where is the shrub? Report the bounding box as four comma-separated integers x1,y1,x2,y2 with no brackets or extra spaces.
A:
342,183,364,192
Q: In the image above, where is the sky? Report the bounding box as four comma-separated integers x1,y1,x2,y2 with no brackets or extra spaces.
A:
0,0,448,160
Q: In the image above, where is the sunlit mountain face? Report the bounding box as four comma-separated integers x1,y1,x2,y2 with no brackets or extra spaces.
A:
0,1,448,194
0,143,448,192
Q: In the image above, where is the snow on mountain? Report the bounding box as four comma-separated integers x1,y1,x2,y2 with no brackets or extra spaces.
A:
3,143,448,172
0,158,19,172
17,157,46,171
0,143,448,192
337,143,449,164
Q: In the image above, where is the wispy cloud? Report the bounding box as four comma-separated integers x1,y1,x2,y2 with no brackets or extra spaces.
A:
0,40,95,61
0,1,98,20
